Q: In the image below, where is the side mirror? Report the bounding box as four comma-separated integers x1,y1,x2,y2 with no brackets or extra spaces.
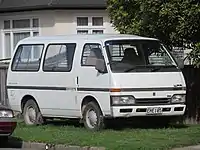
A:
95,59,107,73
177,59,184,69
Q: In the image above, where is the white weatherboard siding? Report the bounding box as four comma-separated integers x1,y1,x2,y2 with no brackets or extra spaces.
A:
0,10,118,60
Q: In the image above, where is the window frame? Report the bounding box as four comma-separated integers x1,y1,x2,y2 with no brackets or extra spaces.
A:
2,18,40,59
4,18,39,29
75,16,105,35
42,43,76,72
81,43,104,67
11,44,45,72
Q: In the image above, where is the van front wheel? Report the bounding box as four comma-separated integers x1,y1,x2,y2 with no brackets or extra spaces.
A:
82,102,105,131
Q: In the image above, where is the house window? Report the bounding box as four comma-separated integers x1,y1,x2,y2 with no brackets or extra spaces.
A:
76,16,104,34
92,30,103,34
92,17,103,26
4,20,10,29
77,17,88,26
3,18,40,59
32,18,39,28
12,19,30,28
77,30,89,35
13,32,30,48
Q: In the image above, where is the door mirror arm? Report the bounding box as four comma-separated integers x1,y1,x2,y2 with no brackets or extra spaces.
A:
95,59,107,73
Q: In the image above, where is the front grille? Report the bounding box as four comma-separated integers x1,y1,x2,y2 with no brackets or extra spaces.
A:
135,98,170,105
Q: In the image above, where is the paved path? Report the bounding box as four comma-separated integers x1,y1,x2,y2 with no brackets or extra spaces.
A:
172,145,200,150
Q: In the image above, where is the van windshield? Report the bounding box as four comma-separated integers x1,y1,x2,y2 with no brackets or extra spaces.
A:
104,39,178,73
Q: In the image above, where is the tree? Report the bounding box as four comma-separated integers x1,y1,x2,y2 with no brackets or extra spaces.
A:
107,0,200,66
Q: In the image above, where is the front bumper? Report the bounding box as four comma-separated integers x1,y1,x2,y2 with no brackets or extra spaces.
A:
0,118,17,136
111,104,186,118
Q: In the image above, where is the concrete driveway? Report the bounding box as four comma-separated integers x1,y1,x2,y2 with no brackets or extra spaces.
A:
172,145,200,150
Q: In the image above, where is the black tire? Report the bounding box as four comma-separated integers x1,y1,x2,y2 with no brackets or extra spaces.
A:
0,136,8,147
23,99,44,125
82,101,105,131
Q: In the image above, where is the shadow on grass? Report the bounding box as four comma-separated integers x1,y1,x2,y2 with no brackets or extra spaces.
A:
0,136,23,148
44,117,188,131
46,119,83,128
105,119,188,131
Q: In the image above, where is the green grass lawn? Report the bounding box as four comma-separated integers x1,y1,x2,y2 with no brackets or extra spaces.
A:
12,121,200,150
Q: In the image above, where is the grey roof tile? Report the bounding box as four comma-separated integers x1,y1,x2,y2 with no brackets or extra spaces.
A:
0,0,106,12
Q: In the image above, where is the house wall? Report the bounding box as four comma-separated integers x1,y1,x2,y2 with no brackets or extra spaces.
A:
0,9,118,60
54,10,117,35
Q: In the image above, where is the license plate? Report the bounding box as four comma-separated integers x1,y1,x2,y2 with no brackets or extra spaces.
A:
146,107,162,115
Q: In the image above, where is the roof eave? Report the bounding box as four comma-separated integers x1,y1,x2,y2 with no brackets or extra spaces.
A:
0,5,107,13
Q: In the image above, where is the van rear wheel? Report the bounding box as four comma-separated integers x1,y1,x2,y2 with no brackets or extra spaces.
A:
23,99,44,125
82,101,105,131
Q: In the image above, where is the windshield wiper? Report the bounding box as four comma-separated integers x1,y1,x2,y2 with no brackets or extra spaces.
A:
124,65,147,72
150,66,162,72
108,62,119,65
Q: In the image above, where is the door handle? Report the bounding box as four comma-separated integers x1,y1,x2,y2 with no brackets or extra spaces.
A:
76,76,79,85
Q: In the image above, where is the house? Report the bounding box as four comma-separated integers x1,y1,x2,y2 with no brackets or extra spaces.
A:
0,0,118,60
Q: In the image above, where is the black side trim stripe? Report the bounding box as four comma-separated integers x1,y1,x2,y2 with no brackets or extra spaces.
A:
77,87,186,92
77,88,109,92
120,87,186,92
6,86,186,92
7,86,68,91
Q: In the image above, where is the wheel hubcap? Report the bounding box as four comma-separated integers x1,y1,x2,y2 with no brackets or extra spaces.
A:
26,107,36,124
86,109,97,129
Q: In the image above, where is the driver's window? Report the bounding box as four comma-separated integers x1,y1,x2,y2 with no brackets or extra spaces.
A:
81,43,105,67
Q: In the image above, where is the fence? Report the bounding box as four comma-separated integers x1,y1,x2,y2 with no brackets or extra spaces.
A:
0,63,200,123
182,65,200,124
0,63,8,106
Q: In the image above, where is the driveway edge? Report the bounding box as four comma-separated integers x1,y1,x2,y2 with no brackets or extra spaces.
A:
172,145,200,150
10,140,106,150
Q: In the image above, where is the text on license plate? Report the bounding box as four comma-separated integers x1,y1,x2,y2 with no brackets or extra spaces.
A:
146,107,162,115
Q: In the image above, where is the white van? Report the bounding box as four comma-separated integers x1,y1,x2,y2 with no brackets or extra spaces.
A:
6,34,186,130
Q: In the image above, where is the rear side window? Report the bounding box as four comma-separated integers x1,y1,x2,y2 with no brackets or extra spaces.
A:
43,43,76,72
11,44,44,71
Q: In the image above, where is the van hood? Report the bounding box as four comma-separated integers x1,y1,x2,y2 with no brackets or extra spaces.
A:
111,72,186,89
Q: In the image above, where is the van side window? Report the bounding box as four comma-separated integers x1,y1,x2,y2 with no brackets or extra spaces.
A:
11,44,44,71
43,43,76,72
81,43,104,66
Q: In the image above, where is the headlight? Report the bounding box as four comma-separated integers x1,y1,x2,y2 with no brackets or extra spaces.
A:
111,96,135,106
171,94,186,103
0,110,14,118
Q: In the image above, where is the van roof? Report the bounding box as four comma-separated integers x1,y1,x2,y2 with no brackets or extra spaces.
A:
18,34,158,44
